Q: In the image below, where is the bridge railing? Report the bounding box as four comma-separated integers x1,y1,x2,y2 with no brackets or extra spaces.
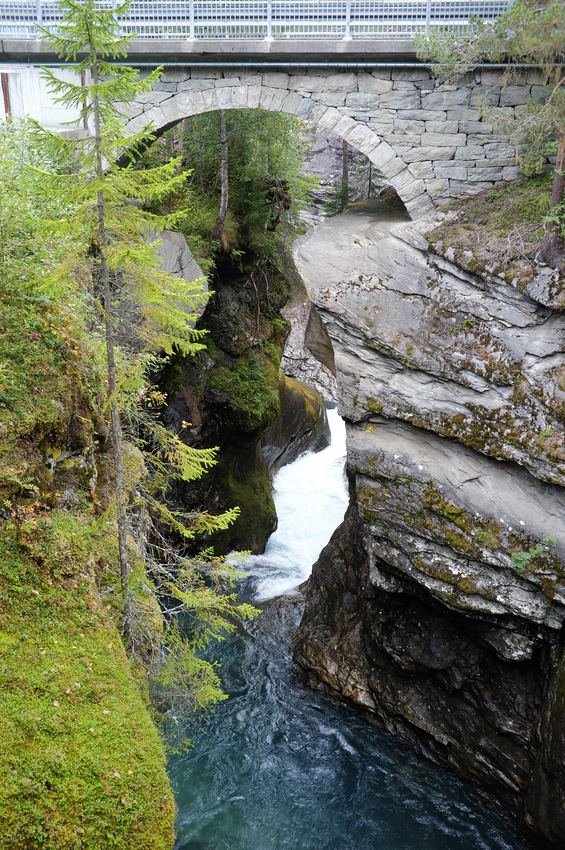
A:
0,1,510,41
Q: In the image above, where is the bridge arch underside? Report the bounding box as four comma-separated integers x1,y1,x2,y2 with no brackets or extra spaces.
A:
122,67,527,219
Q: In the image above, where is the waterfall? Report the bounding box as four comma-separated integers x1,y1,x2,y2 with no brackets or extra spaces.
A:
244,406,348,600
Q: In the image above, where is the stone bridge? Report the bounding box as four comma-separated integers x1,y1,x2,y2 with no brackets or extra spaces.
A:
123,65,531,218
1,1,535,218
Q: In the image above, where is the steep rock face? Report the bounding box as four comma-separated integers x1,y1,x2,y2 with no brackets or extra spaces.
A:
163,249,329,554
262,373,330,474
292,199,565,847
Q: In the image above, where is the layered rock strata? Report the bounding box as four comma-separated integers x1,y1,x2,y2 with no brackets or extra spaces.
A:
292,199,565,848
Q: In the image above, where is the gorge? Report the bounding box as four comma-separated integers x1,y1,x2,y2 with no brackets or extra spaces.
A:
1,4,564,842
164,182,564,849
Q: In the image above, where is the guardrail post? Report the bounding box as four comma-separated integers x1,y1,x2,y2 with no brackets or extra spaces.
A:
189,0,195,39
345,0,352,39
266,0,273,39
425,0,432,35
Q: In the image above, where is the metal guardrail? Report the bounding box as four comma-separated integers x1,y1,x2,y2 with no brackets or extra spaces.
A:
0,1,510,41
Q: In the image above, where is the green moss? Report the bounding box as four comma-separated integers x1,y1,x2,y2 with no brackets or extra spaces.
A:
423,482,474,533
366,397,384,414
0,516,175,850
427,175,554,291
208,349,280,434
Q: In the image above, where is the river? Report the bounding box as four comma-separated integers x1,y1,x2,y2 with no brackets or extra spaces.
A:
170,407,530,850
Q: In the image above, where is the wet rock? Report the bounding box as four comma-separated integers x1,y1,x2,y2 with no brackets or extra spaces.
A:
262,374,330,474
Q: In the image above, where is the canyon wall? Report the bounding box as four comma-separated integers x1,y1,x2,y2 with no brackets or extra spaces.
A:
292,199,565,847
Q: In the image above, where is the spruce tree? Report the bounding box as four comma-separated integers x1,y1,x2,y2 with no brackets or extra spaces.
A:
36,0,251,654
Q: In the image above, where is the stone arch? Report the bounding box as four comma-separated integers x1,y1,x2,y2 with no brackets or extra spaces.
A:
122,70,434,219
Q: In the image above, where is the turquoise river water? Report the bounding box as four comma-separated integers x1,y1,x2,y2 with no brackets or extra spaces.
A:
169,409,530,850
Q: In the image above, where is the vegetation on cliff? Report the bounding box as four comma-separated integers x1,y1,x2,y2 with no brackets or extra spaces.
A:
0,1,270,844
417,0,565,270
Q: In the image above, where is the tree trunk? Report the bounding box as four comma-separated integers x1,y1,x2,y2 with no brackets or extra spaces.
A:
341,139,350,211
92,59,133,646
215,109,229,246
539,134,565,271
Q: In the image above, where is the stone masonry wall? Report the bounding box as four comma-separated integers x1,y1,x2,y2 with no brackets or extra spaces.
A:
122,66,540,218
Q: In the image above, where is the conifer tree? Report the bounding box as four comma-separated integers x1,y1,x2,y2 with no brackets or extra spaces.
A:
36,0,249,652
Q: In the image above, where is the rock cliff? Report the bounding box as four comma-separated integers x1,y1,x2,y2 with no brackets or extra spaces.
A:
292,196,565,847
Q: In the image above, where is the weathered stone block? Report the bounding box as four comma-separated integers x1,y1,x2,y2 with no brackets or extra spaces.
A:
434,163,468,180
398,109,446,122
467,166,504,182
317,92,346,107
422,88,470,109
323,73,358,93
503,166,522,181
135,89,173,106
391,80,418,91
470,87,500,107
499,85,531,106
259,86,276,109
380,91,420,109
216,85,248,109
160,70,186,84
380,156,409,179
391,69,431,82
449,180,494,195
215,76,241,88
422,132,468,147
458,120,492,134
357,75,393,94
345,92,381,111
368,141,396,169
404,146,456,162
178,78,216,92
333,114,359,138
394,119,425,133
405,192,434,216
117,101,144,119
270,87,290,111
262,72,289,89
484,142,515,159
425,178,449,196
247,85,262,109
384,132,422,148
344,123,375,150
455,145,487,161
401,178,427,202
424,120,458,134
191,69,222,80
201,87,220,111
531,85,550,101
317,107,342,132
289,75,327,93
281,90,305,115
467,133,499,145
408,161,435,179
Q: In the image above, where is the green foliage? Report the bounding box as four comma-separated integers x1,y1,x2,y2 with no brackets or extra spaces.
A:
416,0,565,190
142,109,315,266
0,6,261,839
208,350,281,433
426,175,554,283
511,535,557,570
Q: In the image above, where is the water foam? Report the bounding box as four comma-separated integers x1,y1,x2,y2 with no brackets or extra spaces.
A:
244,406,348,600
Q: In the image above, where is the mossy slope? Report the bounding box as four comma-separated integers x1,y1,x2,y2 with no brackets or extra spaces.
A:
0,288,175,849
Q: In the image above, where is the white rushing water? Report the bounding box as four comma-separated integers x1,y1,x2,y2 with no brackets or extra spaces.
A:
244,406,348,601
